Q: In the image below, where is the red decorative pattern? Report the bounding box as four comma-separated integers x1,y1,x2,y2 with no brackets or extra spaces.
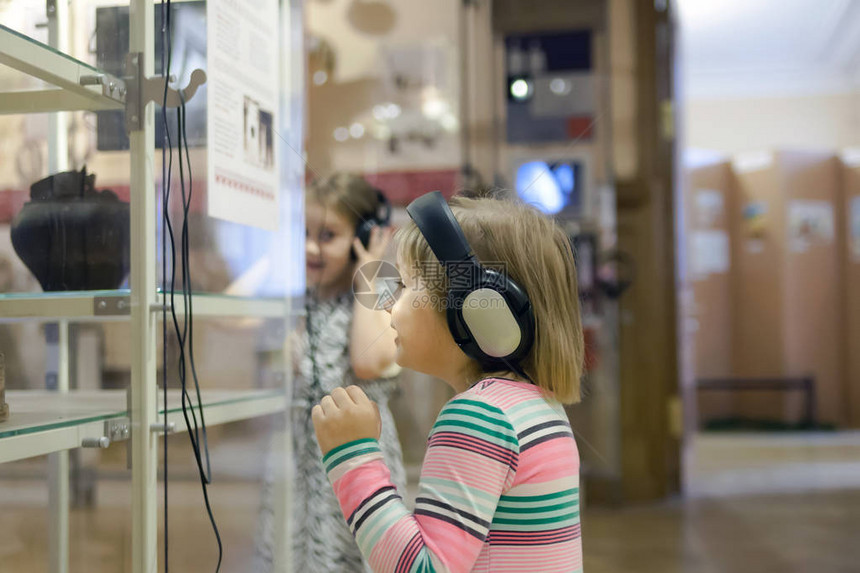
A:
1,168,461,222
363,169,460,206
0,190,28,224
214,171,276,201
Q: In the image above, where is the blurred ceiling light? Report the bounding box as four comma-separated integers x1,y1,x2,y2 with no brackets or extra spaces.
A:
313,70,328,85
440,113,458,132
422,97,448,119
347,0,397,36
385,103,401,119
372,103,401,121
333,127,349,142
550,77,571,96
350,123,366,138
510,78,531,100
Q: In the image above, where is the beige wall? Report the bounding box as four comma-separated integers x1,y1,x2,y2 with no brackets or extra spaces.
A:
685,92,860,155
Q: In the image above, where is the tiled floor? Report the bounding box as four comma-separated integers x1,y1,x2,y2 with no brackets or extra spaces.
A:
1,432,859,572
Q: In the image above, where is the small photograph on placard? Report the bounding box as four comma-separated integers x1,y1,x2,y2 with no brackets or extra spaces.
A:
243,96,275,171
787,200,834,253
690,230,729,280
695,189,724,227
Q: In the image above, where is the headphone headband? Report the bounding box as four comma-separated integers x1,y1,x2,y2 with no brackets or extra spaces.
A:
405,191,536,374
406,191,476,266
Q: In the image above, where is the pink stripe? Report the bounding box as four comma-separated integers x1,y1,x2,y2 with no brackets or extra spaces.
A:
515,442,579,484
430,431,516,457
422,452,509,490
332,460,392,518
429,432,517,465
474,542,582,570
490,524,581,542
370,517,417,572
395,534,422,573
416,514,484,568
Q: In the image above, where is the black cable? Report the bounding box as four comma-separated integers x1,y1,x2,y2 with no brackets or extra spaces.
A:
180,98,213,480
157,3,220,569
178,98,223,571
159,1,172,571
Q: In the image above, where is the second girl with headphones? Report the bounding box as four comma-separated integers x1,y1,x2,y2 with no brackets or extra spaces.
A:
287,173,406,573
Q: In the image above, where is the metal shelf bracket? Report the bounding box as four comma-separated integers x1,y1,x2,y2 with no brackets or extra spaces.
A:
124,51,207,133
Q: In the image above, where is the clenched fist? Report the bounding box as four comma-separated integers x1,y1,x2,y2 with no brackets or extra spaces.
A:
312,385,382,455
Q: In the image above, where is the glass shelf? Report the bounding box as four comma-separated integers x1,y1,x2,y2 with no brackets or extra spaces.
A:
0,389,287,464
0,289,292,321
0,23,125,114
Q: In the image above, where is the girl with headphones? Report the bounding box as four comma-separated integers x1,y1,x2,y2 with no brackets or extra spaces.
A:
312,191,585,572
275,173,407,573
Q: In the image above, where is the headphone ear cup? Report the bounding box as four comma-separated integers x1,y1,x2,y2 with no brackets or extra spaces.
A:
356,220,375,249
460,288,523,358
352,219,375,261
445,270,535,369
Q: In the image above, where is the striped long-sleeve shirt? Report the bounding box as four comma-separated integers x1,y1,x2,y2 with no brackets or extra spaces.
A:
323,377,583,572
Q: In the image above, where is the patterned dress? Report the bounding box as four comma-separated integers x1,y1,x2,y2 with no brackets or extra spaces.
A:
289,291,406,573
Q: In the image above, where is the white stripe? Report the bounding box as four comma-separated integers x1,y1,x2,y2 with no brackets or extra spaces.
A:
326,450,383,483
519,425,574,449
349,487,400,534
415,500,490,534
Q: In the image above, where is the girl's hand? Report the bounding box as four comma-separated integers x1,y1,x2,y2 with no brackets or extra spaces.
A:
312,385,382,455
353,225,395,269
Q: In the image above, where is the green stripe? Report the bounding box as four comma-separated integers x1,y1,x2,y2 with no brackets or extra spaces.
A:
452,398,507,414
325,447,379,471
499,488,579,503
438,407,511,429
495,500,577,514
358,501,409,549
410,555,436,573
420,478,499,504
419,486,496,516
492,511,580,526
322,438,377,464
444,400,515,428
432,419,518,446
506,398,548,416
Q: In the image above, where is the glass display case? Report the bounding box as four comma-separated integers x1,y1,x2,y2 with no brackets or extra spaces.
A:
0,0,304,571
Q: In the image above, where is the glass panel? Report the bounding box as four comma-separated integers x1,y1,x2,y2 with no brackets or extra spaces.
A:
154,0,305,300
303,0,466,508
0,1,132,298
159,415,283,570
0,391,125,439
160,316,289,570
0,318,132,572
0,450,133,571
0,23,102,74
0,290,129,301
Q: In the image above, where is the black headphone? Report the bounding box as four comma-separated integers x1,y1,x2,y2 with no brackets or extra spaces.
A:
406,191,535,373
353,189,392,260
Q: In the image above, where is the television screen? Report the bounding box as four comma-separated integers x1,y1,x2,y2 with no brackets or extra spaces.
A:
96,2,207,151
514,160,582,215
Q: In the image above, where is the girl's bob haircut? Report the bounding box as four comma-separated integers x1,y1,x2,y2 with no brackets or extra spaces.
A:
395,194,584,404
